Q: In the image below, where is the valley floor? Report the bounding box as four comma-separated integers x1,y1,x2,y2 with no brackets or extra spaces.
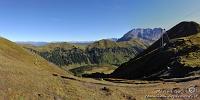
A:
8,74,198,100
71,77,200,100
57,76,200,100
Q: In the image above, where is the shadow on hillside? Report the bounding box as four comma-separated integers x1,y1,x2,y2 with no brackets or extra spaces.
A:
82,70,200,84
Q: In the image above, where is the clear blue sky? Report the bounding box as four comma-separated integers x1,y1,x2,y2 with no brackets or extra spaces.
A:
0,0,200,42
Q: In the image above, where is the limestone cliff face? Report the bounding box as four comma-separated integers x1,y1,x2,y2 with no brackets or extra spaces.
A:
117,28,165,44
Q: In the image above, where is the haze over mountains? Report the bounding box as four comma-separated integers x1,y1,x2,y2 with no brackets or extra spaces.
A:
16,41,49,46
17,27,164,46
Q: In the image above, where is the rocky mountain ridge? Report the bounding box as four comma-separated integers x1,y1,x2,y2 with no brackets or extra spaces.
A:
117,28,165,44
111,21,200,79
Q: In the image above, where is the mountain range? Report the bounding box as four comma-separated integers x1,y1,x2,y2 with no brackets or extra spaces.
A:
16,41,49,46
17,27,164,73
111,21,200,80
17,28,164,46
22,39,147,71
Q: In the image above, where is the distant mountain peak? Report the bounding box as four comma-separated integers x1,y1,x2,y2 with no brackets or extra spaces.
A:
117,28,165,44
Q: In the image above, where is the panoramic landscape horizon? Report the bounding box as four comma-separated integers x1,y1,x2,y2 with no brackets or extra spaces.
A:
0,0,200,100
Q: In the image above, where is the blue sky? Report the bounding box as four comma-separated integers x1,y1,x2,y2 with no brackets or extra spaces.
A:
0,0,200,42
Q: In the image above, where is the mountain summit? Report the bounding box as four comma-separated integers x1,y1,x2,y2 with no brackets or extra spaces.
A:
111,21,200,79
167,21,200,39
117,28,165,44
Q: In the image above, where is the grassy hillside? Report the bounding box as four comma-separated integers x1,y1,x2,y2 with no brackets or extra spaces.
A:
0,37,74,98
86,39,147,66
23,42,91,67
1,37,142,99
23,39,147,68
